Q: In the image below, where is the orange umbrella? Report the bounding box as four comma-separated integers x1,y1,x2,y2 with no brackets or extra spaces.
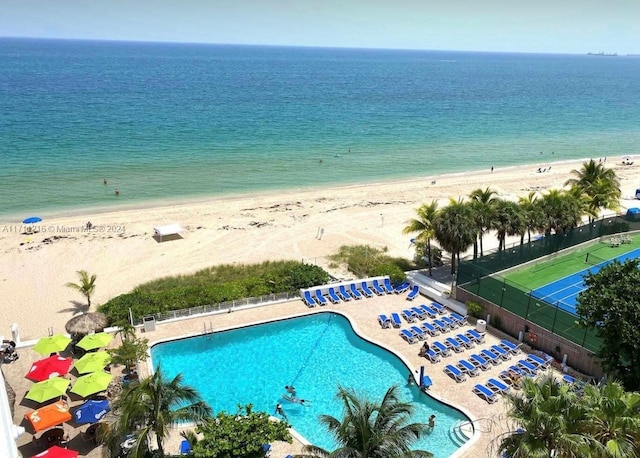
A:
25,400,72,433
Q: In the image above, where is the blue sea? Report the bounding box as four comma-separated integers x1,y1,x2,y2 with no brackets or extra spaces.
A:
1,38,639,220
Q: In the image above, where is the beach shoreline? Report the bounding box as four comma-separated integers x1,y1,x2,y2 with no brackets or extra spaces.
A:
1,156,637,341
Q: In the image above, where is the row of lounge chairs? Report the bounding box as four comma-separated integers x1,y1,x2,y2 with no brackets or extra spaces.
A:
439,340,523,382
302,279,417,307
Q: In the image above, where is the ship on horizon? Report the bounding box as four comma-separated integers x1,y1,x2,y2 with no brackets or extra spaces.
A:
587,52,618,56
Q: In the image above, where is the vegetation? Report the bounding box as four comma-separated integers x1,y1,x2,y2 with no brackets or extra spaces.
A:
107,333,149,369
465,301,484,318
101,366,212,458
565,159,621,222
191,404,292,457
99,261,329,323
402,201,438,276
65,270,97,310
328,245,412,284
433,198,476,274
576,259,640,391
469,187,498,257
498,375,640,457
299,385,432,458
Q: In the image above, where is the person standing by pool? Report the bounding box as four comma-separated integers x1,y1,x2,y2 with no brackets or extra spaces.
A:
275,403,287,420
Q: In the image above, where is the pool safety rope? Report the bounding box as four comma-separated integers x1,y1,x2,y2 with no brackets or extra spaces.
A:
289,313,333,387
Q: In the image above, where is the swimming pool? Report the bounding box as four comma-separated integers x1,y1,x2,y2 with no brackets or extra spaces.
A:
151,313,469,457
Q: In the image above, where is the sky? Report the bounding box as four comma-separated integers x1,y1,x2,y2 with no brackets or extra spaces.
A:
2,0,639,54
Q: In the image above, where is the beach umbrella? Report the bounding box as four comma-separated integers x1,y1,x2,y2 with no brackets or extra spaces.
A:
64,312,108,335
26,377,70,403
73,399,110,424
70,371,113,398
23,216,42,224
73,351,111,374
30,445,78,458
32,334,72,356
76,332,113,351
26,355,73,382
25,400,71,433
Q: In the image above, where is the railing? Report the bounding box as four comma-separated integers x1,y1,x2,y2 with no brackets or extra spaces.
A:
131,291,301,325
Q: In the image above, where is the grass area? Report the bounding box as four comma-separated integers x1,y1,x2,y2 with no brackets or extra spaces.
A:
504,234,640,291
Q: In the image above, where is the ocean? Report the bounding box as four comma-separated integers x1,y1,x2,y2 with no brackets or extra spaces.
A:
1,38,639,220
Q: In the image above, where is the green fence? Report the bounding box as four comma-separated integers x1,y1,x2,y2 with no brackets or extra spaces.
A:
457,214,640,352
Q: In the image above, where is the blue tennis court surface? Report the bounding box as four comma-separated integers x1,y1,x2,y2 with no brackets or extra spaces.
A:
530,248,640,315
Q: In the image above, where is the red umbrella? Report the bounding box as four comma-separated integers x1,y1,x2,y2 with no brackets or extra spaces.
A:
31,446,78,458
26,356,73,382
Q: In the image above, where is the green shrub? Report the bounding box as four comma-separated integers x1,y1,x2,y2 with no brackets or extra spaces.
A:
371,263,406,284
465,301,484,318
329,245,414,279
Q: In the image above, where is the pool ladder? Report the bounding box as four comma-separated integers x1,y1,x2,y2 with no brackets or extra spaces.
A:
202,321,214,335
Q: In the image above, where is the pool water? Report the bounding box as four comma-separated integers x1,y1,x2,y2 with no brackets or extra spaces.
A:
151,313,469,457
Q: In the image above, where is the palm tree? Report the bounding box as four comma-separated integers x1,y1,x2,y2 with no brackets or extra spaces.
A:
582,178,622,223
65,270,97,310
538,190,582,236
104,365,212,458
517,192,545,244
433,198,476,275
300,385,432,458
491,199,526,251
469,187,497,257
403,201,439,276
565,159,621,220
497,375,593,458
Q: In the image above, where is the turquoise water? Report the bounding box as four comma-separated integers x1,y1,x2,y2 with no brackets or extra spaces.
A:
2,38,640,219
150,313,469,457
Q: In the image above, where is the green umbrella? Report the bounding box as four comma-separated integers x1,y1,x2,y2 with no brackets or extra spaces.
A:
70,371,113,398
73,351,112,374
32,334,72,356
76,332,113,351
26,376,70,403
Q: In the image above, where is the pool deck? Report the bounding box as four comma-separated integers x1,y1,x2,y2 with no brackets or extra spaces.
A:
5,292,552,457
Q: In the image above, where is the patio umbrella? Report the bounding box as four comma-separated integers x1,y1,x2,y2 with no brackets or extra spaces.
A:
26,355,73,382
64,312,108,335
30,445,78,458
25,400,71,432
70,371,113,398
73,351,111,374
75,332,113,351
26,377,71,403
73,399,110,424
32,335,72,356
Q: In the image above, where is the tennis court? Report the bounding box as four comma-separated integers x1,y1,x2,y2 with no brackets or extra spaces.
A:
530,247,640,315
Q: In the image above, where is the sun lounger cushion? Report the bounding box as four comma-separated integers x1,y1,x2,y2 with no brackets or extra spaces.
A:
406,285,420,301
337,285,352,301
424,348,440,363
487,378,510,393
378,315,390,329
314,290,327,305
430,302,445,314
395,282,410,294
360,282,374,297
400,329,417,344
303,291,316,307
349,283,363,299
445,337,464,353
470,354,491,370
432,341,451,357
473,384,498,403
327,288,341,303
372,280,386,295
419,304,437,318
457,359,479,376
383,278,395,293
420,322,439,336
390,313,402,328
402,310,417,323
444,364,466,383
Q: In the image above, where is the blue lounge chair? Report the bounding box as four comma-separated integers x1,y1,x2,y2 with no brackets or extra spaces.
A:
314,290,327,306
444,364,467,383
469,353,491,370
420,322,440,337
528,354,551,368
466,329,485,343
432,341,451,357
302,291,316,307
487,378,510,393
406,285,420,301
433,319,450,332
455,333,475,349
261,444,271,456
491,345,511,361
402,310,417,323
180,439,192,455
349,283,363,300
360,282,374,298
441,316,458,329
420,375,433,389
378,315,391,329
480,349,500,365
457,359,480,377
424,348,441,363
394,281,410,294
499,340,521,355
450,312,468,325
430,302,445,314
390,313,402,328
383,277,395,294
410,326,427,340
327,287,341,304
517,359,539,375
337,285,352,301
500,365,527,384
372,279,386,295
473,384,498,403
562,374,576,384
400,329,417,344
445,337,464,353
411,307,427,320
419,304,438,318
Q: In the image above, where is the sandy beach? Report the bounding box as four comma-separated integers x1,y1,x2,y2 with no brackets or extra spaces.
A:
1,156,638,341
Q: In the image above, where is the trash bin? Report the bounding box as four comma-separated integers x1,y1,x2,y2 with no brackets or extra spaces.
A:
476,319,487,333
143,316,156,333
